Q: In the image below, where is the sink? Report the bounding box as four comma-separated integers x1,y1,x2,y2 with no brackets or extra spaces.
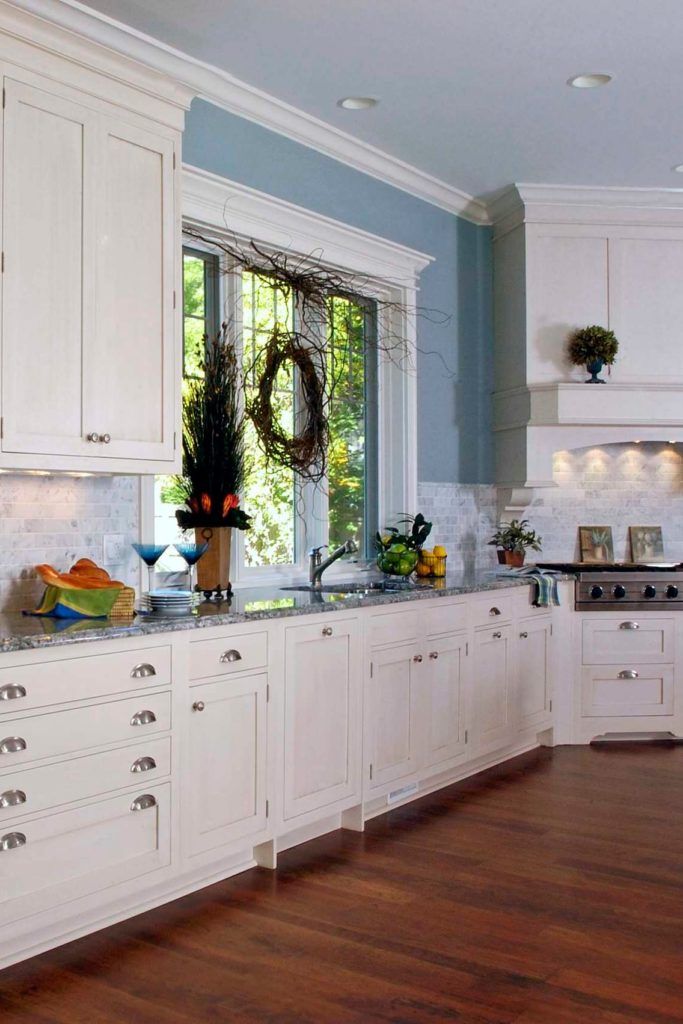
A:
281,580,434,595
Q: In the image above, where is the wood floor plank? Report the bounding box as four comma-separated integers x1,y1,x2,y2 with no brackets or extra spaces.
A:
1,745,682,1022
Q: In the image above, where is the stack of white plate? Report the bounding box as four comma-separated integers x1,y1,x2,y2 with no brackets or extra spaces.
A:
145,589,193,616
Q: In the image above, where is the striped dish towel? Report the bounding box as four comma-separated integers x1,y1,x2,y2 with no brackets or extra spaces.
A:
508,567,562,608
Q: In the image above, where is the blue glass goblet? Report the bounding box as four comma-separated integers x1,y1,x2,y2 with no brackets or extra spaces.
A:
174,542,209,595
131,543,169,596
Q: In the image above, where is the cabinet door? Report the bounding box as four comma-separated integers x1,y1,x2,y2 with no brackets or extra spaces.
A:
283,619,361,821
516,617,552,731
424,633,469,771
186,673,268,856
367,643,422,791
1,79,95,457
471,625,514,755
85,117,176,462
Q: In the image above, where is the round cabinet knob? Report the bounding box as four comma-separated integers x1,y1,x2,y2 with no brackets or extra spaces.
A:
643,585,657,599
667,585,679,599
321,627,333,637
590,585,603,599
428,651,439,660
100,433,111,444
192,701,205,713
86,432,99,443
413,654,423,663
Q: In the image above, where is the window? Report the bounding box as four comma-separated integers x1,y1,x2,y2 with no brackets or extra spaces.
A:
152,250,380,581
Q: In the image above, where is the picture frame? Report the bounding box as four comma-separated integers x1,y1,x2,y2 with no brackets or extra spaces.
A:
629,526,664,563
579,526,614,563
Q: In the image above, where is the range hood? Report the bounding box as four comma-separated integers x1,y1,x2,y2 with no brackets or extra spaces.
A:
491,184,683,505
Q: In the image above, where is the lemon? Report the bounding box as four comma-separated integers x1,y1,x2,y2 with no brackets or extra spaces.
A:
433,545,447,557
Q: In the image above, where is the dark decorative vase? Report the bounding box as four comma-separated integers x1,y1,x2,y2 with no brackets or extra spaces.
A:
585,358,606,384
497,550,525,567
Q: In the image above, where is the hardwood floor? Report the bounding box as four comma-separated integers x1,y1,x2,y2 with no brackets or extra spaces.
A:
2,745,683,1023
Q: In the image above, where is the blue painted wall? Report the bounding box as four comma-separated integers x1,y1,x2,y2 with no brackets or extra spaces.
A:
184,99,493,484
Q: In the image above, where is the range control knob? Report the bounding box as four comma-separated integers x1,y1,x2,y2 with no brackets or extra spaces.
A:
643,584,657,599
590,585,603,599
613,584,627,599
666,585,679,599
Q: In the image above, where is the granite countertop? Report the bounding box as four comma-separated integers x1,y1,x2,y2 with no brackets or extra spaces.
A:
0,570,566,654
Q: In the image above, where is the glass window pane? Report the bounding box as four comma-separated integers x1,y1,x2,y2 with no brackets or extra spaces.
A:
183,317,205,379
241,269,296,567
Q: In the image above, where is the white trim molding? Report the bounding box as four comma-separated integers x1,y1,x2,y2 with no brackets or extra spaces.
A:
183,165,433,287
5,0,490,224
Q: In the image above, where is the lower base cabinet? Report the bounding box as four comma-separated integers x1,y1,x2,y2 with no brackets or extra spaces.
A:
423,632,469,771
283,618,361,821
516,617,553,731
471,624,514,756
367,642,422,791
1,782,171,924
186,673,268,857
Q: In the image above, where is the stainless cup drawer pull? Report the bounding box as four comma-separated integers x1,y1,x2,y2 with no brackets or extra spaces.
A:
220,649,242,663
0,832,26,852
619,621,640,630
130,710,157,727
0,684,26,701
130,756,157,773
618,669,639,679
0,789,26,809
130,793,157,812
489,607,502,616
0,736,26,755
131,663,157,679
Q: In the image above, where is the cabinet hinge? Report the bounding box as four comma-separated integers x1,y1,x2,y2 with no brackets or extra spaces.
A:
0,417,3,439
465,729,468,744
549,699,553,712
173,290,177,309
369,763,373,781
266,683,270,703
173,431,177,450
465,641,469,656
1,251,4,273
550,623,553,636
265,799,269,818
2,88,5,109
173,150,176,170
370,662,373,678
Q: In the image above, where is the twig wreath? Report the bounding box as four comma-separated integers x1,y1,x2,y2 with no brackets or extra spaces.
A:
183,226,451,480
249,329,328,480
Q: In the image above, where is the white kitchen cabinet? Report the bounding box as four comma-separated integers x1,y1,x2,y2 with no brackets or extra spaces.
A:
0,67,181,472
423,633,469,771
516,616,553,732
367,642,422,791
186,673,268,857
581,664,675,719
283,618,361,821
471,624,514,755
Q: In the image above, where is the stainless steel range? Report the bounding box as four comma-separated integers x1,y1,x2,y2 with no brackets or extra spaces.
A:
537,562,683,611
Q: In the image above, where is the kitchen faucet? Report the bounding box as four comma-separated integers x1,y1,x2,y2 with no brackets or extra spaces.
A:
308,539,359,588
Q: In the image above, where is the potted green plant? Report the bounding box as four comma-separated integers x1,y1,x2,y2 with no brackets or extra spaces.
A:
488,519,542,567
568,325,619,384
376,512,432,577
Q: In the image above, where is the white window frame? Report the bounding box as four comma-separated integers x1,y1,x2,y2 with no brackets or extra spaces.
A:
141,165,432,588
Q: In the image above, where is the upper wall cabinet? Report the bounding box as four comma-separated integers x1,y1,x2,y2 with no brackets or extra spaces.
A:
0,11,190,473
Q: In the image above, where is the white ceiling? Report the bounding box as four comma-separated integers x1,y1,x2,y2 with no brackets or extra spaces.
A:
76,0,683,200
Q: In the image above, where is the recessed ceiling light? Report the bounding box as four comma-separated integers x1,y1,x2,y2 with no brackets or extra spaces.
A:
567,73,613,89
337,96,378,110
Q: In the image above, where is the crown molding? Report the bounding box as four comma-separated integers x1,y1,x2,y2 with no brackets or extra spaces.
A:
5,0,490,225
183,164,434,287
490,182,683,238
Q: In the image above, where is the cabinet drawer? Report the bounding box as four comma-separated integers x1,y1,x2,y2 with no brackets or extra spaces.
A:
0,736,171,822
581,665,674,718
423,602,467,638
0,782,171,922
0,646,172,715
470,594,514,629
368,608,419,647
189,631,268,681
582,618,674,664
0,692,171,769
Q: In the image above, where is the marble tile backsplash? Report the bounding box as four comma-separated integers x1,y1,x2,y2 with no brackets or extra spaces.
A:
0,475,140,612
417,482,498,574
517,443,683,563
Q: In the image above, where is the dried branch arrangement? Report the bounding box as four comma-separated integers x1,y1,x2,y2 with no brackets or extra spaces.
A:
183,227,450,480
